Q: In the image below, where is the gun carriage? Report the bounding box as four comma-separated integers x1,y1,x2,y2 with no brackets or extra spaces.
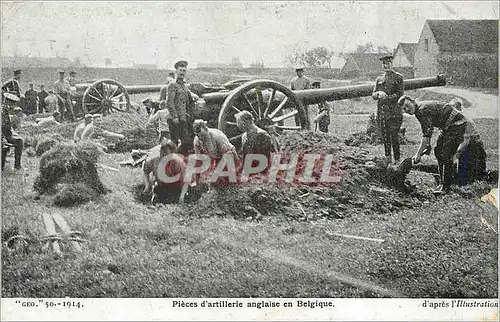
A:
74,75,447,143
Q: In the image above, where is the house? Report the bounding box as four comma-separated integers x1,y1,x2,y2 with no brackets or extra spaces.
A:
414,19,498,77
393,43,418,78
340,53,388,78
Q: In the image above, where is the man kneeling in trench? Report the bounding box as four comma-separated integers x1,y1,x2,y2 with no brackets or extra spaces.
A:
143,139,189,204
398,95,487,194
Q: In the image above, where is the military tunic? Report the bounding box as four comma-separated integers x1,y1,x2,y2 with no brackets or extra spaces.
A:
414,100,486,188
372,69,404,161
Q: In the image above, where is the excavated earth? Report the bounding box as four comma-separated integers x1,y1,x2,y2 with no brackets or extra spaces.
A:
183,131,494,222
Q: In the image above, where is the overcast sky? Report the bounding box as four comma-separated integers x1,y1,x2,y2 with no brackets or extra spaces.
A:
1,1,498,68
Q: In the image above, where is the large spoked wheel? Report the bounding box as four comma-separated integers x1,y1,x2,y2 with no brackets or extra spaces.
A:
81,79,130,117
218,80,309,147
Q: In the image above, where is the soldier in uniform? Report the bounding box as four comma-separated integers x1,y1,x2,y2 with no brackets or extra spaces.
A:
53,70,75,122
2,69,22,112
24,83,38,115
38,85,49,113
2,93,23,170
398,95,488,194
2,69,22,98
311,81,332,133
166,60,196,155
372,55,404,164
290,65,312,126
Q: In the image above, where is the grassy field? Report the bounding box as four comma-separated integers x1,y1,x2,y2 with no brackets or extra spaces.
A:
1,106,498,298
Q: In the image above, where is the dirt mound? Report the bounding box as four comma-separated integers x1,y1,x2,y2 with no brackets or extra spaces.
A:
34,141,109,207
182,131,436,222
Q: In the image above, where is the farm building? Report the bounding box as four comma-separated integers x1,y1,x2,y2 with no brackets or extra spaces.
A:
414,19,498,81
392,43,418,78
340,53,388,78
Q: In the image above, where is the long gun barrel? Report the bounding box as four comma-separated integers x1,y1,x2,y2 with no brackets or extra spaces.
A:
203,75,446,105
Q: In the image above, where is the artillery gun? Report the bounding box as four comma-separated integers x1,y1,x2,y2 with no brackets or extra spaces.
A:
74,75,446,143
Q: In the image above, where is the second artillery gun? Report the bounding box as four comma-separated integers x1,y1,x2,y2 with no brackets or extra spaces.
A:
73,75,447,143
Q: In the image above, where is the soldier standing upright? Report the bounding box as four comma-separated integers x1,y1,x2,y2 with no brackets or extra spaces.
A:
53,70,74,121
166,60,196,155
372,55,404,164
38,84,49,113
24,83,38,115
290,65,312,126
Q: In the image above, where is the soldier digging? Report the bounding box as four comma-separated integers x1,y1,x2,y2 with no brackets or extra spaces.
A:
398,95,488,194
372,55,404,164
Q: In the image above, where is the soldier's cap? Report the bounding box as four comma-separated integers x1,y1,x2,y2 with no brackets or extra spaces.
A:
70,71,77,75
29,82,34,85
84,114,93,119
312,81,321,87
174,60,188,69
295,65,305,71
141,97,151,104
379,55,394,62
13,69,21,75
3,92,20,102
13,106,23,112
58,70,65,74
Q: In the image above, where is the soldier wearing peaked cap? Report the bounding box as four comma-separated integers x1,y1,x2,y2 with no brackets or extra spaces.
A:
372,55,404,164
2,69,22,108
290,65,312,127
398,95,488,195
166,60,196,155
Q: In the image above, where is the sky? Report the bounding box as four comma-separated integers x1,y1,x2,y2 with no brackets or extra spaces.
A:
1,1,498,68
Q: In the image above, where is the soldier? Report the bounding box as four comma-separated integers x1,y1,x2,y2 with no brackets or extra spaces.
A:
53,70,74,122
24,83,38,115
234,110,275,159
67,71,78,86
44,89,59,113
398,95,487,194
166,60,196,155
2,94,23,170
311,81,332,133
159,72,176,110
74,114,93,142
372,55,404,164
142,139,189,204
2,69,22,100
290,65,312,125
148,105,170,143
38,85,49,113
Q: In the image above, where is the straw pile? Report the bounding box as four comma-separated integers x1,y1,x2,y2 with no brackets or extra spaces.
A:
34,141,108,207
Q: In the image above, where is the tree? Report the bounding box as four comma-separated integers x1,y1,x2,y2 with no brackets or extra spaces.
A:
354,42,392,54
285,44,335,68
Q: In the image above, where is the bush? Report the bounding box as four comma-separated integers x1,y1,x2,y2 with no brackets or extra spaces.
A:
437,53,498,88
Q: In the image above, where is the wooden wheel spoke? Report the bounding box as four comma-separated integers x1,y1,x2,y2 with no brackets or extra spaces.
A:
275,125,302,130
272,110,297,123
264,88,276,117
255,87,264,119
111,92,124,100
88,94,102,102
242,93,259,117
92,87,104,99
108,85,119,99
268,96,288,119
231,105,242,113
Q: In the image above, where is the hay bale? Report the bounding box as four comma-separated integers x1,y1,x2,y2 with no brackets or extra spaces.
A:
35,137,60,156
53,183,100,207
34,142,108,206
